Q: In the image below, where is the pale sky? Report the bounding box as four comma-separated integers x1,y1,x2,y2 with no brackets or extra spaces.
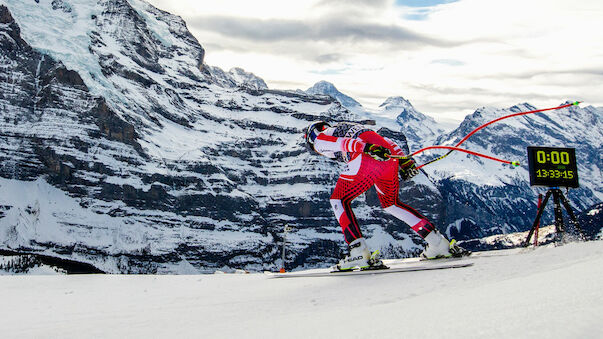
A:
145,0,603,121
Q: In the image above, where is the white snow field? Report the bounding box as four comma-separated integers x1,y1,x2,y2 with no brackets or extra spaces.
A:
1,241,602,339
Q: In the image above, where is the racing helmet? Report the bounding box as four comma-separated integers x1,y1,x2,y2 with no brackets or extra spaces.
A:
304,121,331,152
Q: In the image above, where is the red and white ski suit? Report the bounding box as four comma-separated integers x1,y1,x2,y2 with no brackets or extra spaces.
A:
313,123,436,244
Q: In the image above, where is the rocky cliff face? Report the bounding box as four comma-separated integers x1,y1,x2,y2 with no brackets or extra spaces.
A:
0,1,600,273
0,1,419,273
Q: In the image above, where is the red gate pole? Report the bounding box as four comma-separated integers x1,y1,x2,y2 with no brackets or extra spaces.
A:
534,194,543,246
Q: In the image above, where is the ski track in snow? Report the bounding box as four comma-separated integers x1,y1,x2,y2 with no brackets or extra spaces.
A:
0,240,602,339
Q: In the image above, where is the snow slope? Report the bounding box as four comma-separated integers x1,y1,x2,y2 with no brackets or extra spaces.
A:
0,240,601,339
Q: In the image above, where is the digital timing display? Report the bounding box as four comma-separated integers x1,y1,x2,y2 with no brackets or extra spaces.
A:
527,146,579,188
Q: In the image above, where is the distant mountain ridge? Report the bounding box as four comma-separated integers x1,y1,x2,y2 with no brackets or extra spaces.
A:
304,82,444,147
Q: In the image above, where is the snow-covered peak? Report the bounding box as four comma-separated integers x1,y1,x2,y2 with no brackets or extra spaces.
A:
228,67,268,90
306,80,361,108
375,96,443,148
204,65,268,90
379,96,413,110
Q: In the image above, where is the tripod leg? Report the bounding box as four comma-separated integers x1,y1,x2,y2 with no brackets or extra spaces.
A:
552,190,565,242
559,192,586,240
524,190,552,247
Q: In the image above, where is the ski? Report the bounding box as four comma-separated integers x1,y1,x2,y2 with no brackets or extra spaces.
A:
268,262,473,278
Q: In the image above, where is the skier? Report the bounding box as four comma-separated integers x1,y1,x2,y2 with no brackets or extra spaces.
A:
304,121,468,271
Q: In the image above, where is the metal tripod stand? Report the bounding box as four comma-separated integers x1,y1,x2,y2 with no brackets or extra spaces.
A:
524,188,585,246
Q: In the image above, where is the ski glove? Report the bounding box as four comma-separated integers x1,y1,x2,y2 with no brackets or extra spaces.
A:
363,144,391,161
399,157,419,181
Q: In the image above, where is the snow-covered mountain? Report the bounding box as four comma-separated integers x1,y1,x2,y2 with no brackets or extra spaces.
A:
0,0,414,273
205,65,268,90
306,80,361,108
378,96,444,148
427,103,602,239
0,0,601,274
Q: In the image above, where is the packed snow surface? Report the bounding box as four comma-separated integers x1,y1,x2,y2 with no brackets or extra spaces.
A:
1,240,602,338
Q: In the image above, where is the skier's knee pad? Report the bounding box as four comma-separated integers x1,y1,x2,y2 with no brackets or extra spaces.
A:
383,205,423,226
330,199,345,220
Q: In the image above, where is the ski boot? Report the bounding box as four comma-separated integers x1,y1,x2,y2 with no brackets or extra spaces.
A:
449,239,471,257
421,230,471,260
334,238,388,271
363,249,389,271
